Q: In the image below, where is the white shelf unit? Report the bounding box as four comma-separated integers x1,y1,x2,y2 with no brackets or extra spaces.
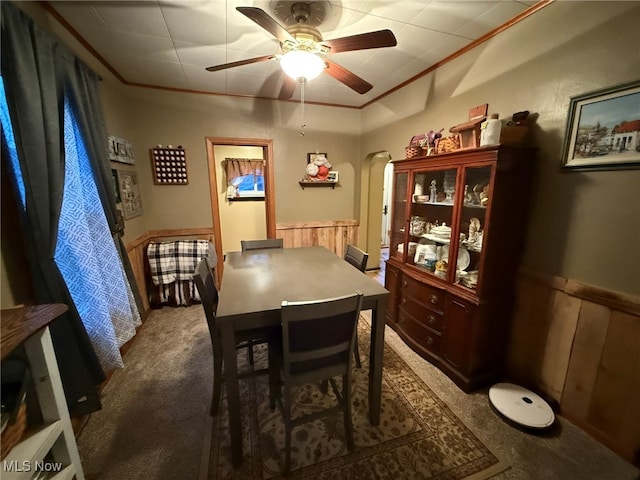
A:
1,307,85,480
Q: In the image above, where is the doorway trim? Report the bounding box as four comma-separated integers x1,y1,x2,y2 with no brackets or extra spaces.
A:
205,137,276,280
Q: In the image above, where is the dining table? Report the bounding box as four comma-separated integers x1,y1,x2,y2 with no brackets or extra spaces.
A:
216,246,389,466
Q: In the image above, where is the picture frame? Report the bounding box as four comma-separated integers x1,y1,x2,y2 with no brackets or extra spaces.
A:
561,80,640,170
117,170,144,219
307,152,328,164
327,171,339,183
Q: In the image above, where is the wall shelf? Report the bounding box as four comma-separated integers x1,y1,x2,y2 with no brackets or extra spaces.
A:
299,181,337,189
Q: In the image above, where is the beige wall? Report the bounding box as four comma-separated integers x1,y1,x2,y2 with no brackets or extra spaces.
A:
360,1,640,296
106,87,362,241
2,1,639,306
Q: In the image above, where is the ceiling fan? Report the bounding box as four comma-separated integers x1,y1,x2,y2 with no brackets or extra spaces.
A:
205,2,397,99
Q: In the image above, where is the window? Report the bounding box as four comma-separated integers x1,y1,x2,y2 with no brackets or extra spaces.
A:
235,172,265,196
224,158,265,199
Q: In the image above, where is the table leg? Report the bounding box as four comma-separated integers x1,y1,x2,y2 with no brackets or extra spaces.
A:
220,322,243,466
368,298,386,425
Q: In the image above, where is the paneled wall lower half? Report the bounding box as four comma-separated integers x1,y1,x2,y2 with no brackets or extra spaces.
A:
507,270,640,466
125,221,359,316
276,220,359,258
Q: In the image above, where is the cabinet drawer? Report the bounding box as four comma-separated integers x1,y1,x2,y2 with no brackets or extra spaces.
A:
400,274,445,311
398,308,441,355
399,294,443,332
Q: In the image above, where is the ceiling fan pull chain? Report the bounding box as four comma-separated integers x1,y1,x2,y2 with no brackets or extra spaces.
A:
299,78,306,136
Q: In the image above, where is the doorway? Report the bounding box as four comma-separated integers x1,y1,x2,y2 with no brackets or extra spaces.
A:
205,137,276,280
381,162,394,248
364,152,392,271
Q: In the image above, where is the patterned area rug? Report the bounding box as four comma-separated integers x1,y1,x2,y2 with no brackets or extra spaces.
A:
207,320,507,480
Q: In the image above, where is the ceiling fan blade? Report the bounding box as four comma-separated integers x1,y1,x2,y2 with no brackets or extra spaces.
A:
205,55,275,72
323,29,397,54
236,7,295,44
279,75,298,99
324,59,372,94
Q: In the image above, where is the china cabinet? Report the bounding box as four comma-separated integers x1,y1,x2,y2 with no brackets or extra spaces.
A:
386,145,534,392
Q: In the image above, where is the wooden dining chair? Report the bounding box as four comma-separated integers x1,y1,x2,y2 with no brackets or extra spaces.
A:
343,244,369,368
268,292,364,475
344,244,369,272
240,238,283,251
193,257,272,415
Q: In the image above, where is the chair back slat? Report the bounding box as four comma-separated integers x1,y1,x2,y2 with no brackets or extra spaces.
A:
280,293,363,378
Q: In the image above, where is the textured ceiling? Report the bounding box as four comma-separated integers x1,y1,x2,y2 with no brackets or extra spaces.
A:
48,0,545,108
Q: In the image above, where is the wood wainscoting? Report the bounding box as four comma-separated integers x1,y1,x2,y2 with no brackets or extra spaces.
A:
276,220,359,257
507,270,640,466
125,228,216,315
125,222,358,315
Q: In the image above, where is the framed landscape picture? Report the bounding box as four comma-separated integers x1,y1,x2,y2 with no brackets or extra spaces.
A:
561,80,640,170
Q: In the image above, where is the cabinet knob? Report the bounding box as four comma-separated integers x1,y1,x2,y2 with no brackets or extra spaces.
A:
427,314,436,325
402,280,408,287
401,297,407,305
430,294,439,304
426,336,434,345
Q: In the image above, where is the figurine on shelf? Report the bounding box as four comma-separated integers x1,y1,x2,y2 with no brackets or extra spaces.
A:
469,217,480,243
418,129,445,156
430,179,437,204
480,185,489,206
302,154,333,182
464,184,474,205
435,259,448,279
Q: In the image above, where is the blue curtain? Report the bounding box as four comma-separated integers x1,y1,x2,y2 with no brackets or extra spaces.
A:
1,2,141,414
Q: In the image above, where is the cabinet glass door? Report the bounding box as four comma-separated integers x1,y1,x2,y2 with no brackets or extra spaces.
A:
408,168,457,280
455,165,492,291
390,171,408,261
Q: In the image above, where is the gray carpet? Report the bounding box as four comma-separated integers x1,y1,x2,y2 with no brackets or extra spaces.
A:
78,306,211,480
77,306,639,480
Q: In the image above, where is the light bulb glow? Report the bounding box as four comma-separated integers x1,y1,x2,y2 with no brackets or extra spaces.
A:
280,51,324,81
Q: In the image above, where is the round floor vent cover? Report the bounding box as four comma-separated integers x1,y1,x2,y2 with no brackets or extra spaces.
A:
489,382,555,429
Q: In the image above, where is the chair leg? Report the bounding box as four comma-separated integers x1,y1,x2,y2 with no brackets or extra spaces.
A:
283,388,292,476
268,347,278,411
353,321,362,368
353,334,362,369
320,379,329,394
211,349,223,416
343,373,355,451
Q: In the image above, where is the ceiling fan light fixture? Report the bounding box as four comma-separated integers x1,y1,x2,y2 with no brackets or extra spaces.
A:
280,50,325,81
